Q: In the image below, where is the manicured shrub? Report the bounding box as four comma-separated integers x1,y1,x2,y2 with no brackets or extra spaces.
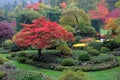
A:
111,51,120,56
90,54,116,64
7,70,50,80
83,46,94,51
100,47,110,53
62,58,74,66
57,45,73,55
17,52,28,57
78,51,90,61
32,55,39,61
11,42,22,52
103,40,120,50
87,49,100,56
17,57,27,63
59,70,88,80
0,55,8,64
26,59,35,65
0,71,6,79
42,50,61,54
3,62,16,69
11,53,18,58
3,39,13,49
88,42,102,50
54,60,118,71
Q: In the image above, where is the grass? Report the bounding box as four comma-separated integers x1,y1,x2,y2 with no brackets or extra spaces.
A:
11,61,62,79
1,53,120,80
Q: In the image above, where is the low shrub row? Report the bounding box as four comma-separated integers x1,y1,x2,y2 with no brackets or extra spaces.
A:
90,54,116,64
54,60,118,71
6,70,50,80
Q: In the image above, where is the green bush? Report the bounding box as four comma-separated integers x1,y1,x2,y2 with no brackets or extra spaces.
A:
111,51,120,56
90,54,116,64
42,50,61,54
103,40,120,50
54,60,118,71
100,47,110,53
3,39,13,49
17,57,27,63
88,42,102,50
11,42,22,52
83,47,94,51
0,55,8,64
0,71,6,79
57,45,73,55
62,58,74,66
17,52,28,57
87,49,100,56
78,51,90,61
7,70,50,80
32,55,39,61
26,59,35,65
59,70,88,80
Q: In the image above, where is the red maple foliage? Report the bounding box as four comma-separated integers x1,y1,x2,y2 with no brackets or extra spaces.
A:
13,17,74,49
105,8,120,19
26,2,40,11
89,0,109,21
60,2,67,9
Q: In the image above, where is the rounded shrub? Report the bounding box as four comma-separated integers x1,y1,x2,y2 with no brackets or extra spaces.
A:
88,42,102,50
79,51,90,61
3,39,13,49
18,51,28,57
0,55,8,64
17,57,27,63
90,54,115,64
57,45,73,55
0,71,6,80
87,49,100,56
100,47,110,53
59,70,88,80
62,58,74,66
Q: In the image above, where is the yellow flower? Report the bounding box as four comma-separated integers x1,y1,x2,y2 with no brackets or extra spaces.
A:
73,43,88,47
95,40,101,42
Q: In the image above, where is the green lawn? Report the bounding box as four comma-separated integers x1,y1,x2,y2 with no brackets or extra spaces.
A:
1,54,120,80
100,29,108,35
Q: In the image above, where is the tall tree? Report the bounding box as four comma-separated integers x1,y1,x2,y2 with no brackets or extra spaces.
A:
59,7,95,33
104,18,120,35
78,0,99,12
89,0,109,21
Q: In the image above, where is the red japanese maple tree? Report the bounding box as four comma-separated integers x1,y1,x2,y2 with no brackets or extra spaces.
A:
13,17,74,58
89,0,109,21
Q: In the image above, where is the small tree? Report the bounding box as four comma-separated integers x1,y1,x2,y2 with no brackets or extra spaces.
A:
13,17,74,58
0,22,14,46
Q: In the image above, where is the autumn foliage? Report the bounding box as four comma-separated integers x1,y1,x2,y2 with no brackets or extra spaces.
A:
13,17,74,49
89,0,109,21
26,2,40,11
105,8,120,19
79,38,94,43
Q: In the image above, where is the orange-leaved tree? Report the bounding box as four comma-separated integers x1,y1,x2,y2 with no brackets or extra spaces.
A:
104,18,120,35
13,17,75,58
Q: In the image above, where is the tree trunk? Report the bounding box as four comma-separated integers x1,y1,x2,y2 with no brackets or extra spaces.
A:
38,49,42,59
